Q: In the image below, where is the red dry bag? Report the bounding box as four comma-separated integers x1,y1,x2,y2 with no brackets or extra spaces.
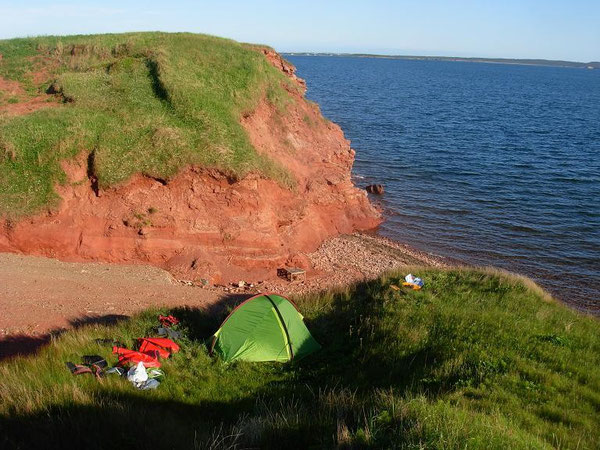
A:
112,347,161,368
137,338,179,359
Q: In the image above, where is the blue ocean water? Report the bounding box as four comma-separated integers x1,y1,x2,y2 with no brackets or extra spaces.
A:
287,55,600,313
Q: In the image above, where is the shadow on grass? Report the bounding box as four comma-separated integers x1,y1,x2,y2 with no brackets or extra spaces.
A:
293,279,458,396
0,384,340,449
0,314,129,361
0,391,253,450
0,334,52,362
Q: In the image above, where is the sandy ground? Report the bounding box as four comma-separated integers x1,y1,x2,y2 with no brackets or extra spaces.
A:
0,255,222,359
0,233,447,360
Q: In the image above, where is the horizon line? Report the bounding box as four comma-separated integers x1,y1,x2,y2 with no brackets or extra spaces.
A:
282,52,599,67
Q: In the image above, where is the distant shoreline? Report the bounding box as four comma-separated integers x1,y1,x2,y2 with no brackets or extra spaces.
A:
284,52,599,70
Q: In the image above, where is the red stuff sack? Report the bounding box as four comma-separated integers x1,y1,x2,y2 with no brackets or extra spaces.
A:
112,346,161,368
137,338,180,359
143,338,180,354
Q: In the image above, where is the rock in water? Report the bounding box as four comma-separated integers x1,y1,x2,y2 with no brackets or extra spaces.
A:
366,184,384,195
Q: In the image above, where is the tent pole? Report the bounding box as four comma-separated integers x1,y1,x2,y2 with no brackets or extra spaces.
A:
265,294,294,360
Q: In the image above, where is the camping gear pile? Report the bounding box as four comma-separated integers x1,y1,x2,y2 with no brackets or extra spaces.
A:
113,337,180,367
66,315,181,390
403,273,424,290
66,293,322,390
389,274,426,292
157,314,182,339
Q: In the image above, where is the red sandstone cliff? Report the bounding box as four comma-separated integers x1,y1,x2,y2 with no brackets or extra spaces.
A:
0,50,381,283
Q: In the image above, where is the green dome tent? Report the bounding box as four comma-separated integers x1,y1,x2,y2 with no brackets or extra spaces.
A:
209,293,321,363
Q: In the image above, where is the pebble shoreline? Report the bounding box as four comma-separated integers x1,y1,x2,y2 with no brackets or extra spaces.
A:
210,232,452,296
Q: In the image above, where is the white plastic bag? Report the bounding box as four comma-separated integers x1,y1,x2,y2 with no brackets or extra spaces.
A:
127,361,148,384
405,273,424,287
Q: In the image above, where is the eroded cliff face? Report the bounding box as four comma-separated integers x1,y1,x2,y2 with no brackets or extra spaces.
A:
0,50,381,283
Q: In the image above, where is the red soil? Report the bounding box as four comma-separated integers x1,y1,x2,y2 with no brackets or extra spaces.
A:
0,252,224,360
0,51,381,285
0,76,58,116
0,252,221,337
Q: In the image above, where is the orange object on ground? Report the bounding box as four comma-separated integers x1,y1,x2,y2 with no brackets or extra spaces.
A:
402,282,422,290
112,346,161,368
137,338,180,359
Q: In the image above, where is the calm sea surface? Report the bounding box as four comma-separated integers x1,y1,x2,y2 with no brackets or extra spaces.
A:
288,55,600,313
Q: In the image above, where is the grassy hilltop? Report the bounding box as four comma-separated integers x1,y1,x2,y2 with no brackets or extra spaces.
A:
1,268,598,448
0,32,296,216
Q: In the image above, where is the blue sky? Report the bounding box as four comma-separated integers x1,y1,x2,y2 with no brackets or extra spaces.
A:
0,1,598,61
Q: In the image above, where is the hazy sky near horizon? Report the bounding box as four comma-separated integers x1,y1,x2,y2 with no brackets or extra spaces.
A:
0,1,598,61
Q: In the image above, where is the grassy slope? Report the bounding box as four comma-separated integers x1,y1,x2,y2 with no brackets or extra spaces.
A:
0,32,296,217
1,268,598,449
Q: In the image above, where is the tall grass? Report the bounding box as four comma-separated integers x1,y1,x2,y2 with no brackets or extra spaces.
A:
1,267,598,448
0,32,296,217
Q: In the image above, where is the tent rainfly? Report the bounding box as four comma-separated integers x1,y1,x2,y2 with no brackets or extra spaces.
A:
209,293,320,363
